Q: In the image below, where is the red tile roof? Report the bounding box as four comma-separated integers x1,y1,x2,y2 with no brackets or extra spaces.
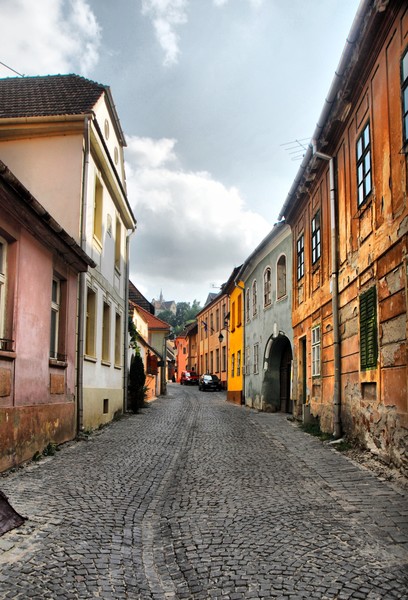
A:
0,74,107,119
131,302,171,331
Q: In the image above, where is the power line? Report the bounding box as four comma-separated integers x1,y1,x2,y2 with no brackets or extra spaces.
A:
0,61,24,77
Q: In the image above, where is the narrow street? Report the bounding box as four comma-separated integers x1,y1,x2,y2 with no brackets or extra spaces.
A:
0,385,407,600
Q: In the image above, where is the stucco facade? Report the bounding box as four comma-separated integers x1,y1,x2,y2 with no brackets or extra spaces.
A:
279,1,408,471
0,75,136,431
238,223,292,412
0,162,93,471
196,293,228,387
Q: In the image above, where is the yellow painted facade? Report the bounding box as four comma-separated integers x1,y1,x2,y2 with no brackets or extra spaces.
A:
227,281,244,404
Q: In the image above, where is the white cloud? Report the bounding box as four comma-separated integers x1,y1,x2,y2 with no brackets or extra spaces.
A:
0,0,101,77
126,136,271,302
141,0,188,66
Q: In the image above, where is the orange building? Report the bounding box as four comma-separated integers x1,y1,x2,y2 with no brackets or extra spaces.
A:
196,292,228,388
279,0,407,470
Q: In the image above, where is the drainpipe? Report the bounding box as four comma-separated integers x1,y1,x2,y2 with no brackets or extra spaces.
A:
77,116,91,433
123,228,136,413
312,144,341,438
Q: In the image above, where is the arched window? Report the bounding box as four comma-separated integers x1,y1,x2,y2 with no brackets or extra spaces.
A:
252,280,257,317
277,255,287,299
263,267,271,307
246,288,250,322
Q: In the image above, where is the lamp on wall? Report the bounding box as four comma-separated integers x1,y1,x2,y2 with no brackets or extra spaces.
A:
218,328,230,343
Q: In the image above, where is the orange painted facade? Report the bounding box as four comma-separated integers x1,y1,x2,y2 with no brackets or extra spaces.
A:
196,293,229,388
280,1,408,471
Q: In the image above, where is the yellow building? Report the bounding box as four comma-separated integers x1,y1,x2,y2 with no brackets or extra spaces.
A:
224,269,244,405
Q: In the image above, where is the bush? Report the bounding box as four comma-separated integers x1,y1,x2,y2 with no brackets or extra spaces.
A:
128,353,147,413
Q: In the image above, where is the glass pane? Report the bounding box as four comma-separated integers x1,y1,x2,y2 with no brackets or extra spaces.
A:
364,152,371,175
357,137,362,159
365,172,372,195
404,86,408,110
358,163,363,184
404,113,408,142
0,243,3,274
50,310,57,354
358,183,364,205
364,125,370,148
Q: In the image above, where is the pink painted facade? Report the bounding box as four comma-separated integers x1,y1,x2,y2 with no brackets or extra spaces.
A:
0,162,93,471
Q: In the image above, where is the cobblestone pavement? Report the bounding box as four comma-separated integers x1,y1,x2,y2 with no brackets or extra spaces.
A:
0,385,407,600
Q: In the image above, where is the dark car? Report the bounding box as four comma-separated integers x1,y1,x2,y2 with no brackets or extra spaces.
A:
180,370,199,385
199,374,222,391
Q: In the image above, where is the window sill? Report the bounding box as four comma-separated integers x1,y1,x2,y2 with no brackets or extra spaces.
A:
93,235,103,252
101,360,111,367
49,358,67,369
114,363,122,370
276,294,287,303
0,350,16,361
84,354,97,363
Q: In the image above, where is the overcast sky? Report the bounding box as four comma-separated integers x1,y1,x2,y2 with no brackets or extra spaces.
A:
1,0,359,305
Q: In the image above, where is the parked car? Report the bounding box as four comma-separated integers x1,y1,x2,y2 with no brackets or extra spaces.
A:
180,370,199,385
199,374,222,391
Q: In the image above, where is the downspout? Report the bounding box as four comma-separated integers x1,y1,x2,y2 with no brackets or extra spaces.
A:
123,228,136,413
77,116,91,432
312,144,341,438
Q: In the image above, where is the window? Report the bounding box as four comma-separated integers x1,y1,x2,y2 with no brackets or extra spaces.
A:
237,293,242,326
246,289,250,322
231,301,236,331
297,234,304,280
253,344,259,374
115,217,121,272
356,122,372,207
115,312,121,366
85,287,97,357
216,308,220,331
222,346,226,371
237,350,241,377
360,287,378,370
210,312,214,333
402,47,408,149
0,238,6,342
50,278,60,359
252,280,257,317
311,211,321,264
245,346,250,375
312,326,321,377
94,176,103,244
263,267,271,307
231,353,235,377
216,348,220,373
102,301,111,363
277,255,287,299
210,351,214,373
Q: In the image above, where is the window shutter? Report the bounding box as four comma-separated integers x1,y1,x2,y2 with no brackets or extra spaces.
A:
360,287,377,370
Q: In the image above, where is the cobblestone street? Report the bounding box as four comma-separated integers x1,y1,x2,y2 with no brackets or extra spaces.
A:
0,385,407,600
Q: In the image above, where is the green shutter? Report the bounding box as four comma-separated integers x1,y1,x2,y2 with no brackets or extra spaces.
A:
360,287,378,370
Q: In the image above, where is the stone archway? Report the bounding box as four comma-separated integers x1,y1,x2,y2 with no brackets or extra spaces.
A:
261,334,293,413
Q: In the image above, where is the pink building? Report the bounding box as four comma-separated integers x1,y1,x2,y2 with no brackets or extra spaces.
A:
0,161,94,471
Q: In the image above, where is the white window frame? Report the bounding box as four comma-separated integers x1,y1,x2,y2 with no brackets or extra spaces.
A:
246,289,250,322
312,325,321,377
252,280,257,317
50,277,60,359
263,267,271,307
276,254,287,300
245,346,250,375
253,343,259,374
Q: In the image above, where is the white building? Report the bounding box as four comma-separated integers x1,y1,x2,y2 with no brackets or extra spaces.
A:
0,74,136,429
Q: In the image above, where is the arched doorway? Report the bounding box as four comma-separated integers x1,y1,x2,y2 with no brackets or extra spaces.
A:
261,334,293,413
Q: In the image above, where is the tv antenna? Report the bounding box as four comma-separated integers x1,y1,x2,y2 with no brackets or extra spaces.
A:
281,138,310,162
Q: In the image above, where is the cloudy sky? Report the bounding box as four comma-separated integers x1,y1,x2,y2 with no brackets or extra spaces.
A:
1,0,359,305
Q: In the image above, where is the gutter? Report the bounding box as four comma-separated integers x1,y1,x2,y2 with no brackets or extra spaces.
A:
312,146,341,438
